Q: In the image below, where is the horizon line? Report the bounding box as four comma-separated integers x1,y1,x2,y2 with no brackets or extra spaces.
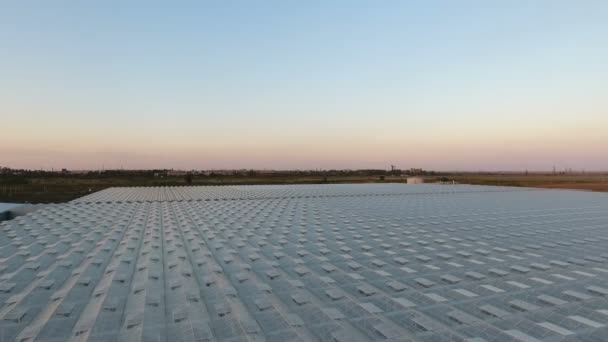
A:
2,167,606,173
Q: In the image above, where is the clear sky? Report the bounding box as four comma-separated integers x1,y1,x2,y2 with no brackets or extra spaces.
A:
1,1,607,171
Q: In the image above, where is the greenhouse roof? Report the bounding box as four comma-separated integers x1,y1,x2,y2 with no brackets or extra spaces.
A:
1,184,607,341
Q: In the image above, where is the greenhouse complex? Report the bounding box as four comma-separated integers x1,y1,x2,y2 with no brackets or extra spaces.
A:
1,184,608,341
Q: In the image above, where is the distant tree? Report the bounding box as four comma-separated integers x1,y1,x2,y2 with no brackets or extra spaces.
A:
439,176,449,183
185,173,193,184
379,176,385,181
5,176,29,185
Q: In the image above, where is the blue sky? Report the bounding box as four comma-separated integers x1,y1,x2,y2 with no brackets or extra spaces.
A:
2,1,607,170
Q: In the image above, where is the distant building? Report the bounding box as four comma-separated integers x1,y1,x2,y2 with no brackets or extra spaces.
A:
167,170,187,176
257,170,280,176
70,170,89,174
407,176,424,184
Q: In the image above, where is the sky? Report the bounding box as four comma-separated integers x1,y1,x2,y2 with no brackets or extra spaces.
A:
1,1,607,171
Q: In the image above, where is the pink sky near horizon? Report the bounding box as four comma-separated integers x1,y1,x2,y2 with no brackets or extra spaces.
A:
2,2,608,171
3,110,607,171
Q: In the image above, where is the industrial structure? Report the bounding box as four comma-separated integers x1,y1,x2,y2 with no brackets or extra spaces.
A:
407,177,424,184
0,184,607,341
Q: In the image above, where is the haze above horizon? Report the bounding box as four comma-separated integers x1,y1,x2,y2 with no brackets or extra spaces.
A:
2,1,607,171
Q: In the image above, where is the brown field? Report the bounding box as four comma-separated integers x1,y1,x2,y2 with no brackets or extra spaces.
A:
526,182,608,192
0,175,398,203
1,173,607,204
448,174,608,192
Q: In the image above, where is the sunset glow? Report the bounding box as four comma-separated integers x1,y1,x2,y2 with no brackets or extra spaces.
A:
2,1,607,170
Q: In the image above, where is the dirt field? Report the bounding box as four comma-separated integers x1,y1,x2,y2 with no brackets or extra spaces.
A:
533,183,608,192
1,173,606,204
448,174,608,193
0,175,404,203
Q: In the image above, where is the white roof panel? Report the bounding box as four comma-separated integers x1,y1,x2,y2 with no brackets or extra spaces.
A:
0,184,605,341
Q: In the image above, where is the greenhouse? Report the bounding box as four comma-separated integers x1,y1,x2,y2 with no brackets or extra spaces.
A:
0,184,607,341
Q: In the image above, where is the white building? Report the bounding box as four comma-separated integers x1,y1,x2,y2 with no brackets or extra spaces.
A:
407,176,424,184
